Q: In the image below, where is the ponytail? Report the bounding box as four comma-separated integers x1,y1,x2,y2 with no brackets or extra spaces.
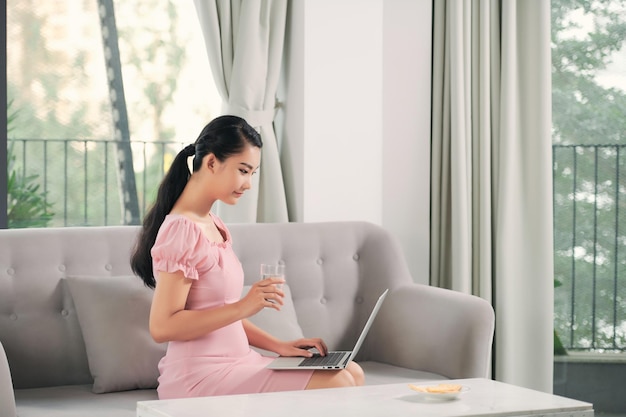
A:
131,144,195,288
131,115,262,288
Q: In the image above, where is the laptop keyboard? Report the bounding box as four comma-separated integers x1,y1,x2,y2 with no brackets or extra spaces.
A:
298,351,346,367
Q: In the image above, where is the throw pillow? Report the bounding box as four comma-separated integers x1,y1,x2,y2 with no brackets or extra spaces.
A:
241,284,305,356
65,275,167,394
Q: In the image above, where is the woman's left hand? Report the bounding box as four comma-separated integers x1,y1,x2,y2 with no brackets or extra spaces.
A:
274,338,329,357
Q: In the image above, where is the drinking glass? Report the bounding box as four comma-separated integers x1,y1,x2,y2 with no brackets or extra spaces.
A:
260,263,285,289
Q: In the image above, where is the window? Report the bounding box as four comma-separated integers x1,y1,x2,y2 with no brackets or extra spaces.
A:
6,0,221,227
552,0,626,409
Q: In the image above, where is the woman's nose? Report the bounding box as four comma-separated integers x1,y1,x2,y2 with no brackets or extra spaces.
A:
242,176,252,190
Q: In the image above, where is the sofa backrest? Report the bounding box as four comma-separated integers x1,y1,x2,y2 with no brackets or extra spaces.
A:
0,226,140,389
0,221,411,389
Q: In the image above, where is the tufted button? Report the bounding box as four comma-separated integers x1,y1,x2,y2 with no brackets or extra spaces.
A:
320,297,327,305
61,309,69,317
9,313,17,321
6,268,14,275
356,296,364,304
58,265,66,272
105,264,113,271
353,254,360,261
316,259,323,265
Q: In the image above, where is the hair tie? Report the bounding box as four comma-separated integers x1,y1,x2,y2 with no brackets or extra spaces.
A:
184,144,195,156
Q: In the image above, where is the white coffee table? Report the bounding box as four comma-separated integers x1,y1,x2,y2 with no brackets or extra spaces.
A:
136,378,593,417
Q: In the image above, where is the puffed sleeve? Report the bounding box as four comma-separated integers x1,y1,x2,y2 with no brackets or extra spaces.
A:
151,217,206,280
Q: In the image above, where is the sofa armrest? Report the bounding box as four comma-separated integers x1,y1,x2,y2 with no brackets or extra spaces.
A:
367,284,494,379
0,341,17,417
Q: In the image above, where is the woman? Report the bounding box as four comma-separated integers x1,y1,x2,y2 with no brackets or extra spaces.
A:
131,115,364,398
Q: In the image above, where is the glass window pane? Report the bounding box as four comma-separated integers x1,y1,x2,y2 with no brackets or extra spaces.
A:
7,0,221,227
552,1,626,413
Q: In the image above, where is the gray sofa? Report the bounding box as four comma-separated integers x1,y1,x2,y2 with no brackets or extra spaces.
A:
0,221,495,417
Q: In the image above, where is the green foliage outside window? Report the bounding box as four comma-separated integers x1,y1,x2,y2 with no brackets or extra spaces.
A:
552,0,626,352
6,102,54,228
7,149,55,228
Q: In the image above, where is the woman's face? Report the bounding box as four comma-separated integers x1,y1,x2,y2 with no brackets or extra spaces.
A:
210,144,261,205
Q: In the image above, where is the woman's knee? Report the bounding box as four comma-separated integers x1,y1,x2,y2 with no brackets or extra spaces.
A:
305,362,365,390
346,362,365,386
305,369,357,390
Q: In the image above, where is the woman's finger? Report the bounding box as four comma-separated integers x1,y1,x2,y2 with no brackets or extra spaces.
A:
257,277,284,286
310,338,328,355
296,338,327,355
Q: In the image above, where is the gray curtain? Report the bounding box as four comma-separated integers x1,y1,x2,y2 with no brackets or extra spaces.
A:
430,0,554,393
194,0,289,223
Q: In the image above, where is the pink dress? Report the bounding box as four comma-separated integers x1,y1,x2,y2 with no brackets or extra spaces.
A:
151,213,313,399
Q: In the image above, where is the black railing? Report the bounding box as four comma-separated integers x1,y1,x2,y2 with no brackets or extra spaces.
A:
553,144,625,352
8,138,185,227
6,138,626,351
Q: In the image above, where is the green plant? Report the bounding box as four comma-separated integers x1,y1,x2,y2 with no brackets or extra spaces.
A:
7,169,54,228
554,279,568,356
6,101,55,228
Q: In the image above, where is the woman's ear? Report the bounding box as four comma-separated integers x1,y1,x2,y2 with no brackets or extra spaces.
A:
205,153,216,172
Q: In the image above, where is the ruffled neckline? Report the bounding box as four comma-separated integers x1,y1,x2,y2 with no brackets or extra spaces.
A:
164,213,231,249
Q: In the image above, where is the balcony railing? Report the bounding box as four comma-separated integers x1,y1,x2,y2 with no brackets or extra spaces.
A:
553,144,625,352
6,139,626,351
8,138,185,227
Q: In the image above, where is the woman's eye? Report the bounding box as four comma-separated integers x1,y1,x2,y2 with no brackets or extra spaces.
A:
239,169,249,175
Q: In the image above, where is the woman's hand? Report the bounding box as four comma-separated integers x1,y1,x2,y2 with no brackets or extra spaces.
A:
237,277,285,317
274,338,329,358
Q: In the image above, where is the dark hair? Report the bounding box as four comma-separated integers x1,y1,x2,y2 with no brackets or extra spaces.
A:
131,115,262,288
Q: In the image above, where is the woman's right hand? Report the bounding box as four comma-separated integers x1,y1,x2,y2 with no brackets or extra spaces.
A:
238,277,285,316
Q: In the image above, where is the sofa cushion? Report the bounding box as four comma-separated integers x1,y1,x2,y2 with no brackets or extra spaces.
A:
241,284,305,356
65,276,303,394
15,385,157,417
65,275,167,394
358,361,446,385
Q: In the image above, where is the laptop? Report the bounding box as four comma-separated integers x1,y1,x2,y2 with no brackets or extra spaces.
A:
266,289,389,370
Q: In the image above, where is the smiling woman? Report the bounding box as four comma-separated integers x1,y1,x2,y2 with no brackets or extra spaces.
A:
131,115,263,289
129,115,365,399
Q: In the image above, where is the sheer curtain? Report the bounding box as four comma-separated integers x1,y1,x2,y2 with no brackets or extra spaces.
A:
430,0,553,392
193,0,288,223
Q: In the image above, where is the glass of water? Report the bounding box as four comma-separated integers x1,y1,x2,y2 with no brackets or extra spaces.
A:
260,263,285,289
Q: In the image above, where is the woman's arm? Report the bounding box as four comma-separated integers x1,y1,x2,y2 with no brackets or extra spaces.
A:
242,319,328,357
242,319,284,353
149,271,284,343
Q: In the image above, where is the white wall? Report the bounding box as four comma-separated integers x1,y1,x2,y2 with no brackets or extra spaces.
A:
382,0,432,283
277,0,431,283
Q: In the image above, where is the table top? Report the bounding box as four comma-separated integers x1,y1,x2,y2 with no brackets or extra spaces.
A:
136,378,594,417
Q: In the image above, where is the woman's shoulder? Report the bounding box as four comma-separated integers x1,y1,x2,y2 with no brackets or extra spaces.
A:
151,215,206,280
156,214,203,243
159,212,231,247
162,213,198,230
